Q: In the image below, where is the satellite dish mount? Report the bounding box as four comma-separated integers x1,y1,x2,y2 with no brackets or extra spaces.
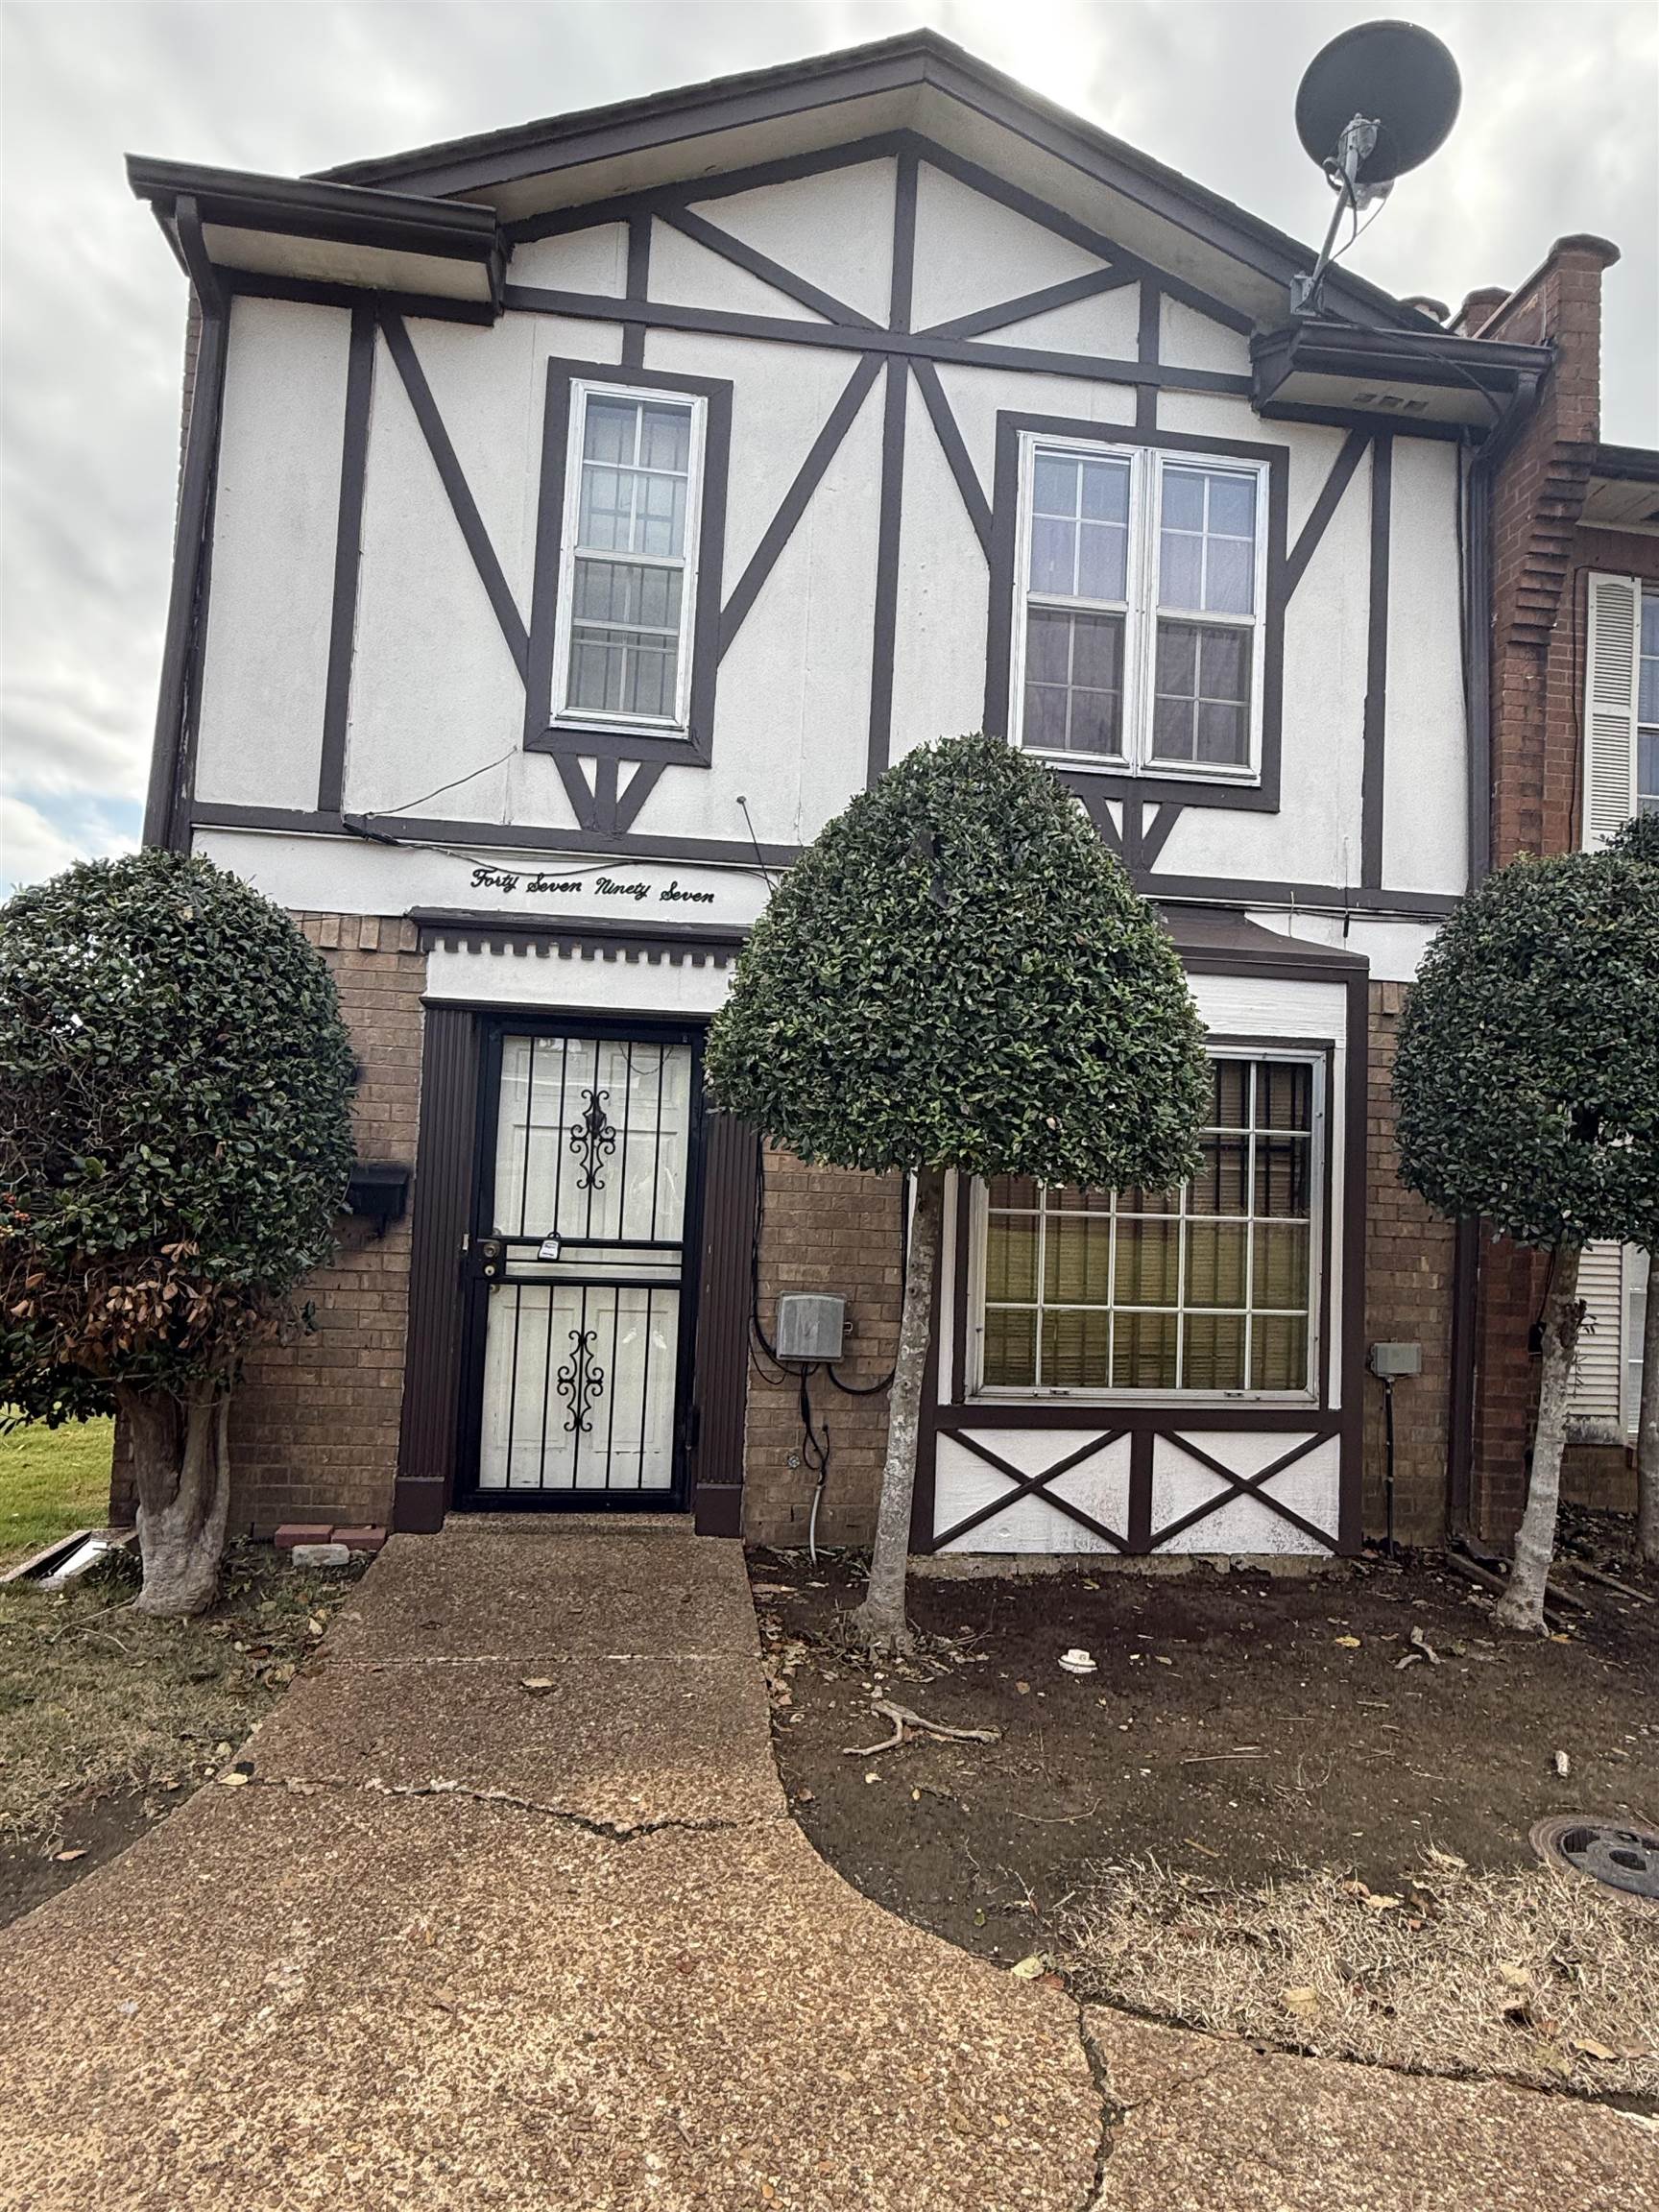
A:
1289,21,1461,320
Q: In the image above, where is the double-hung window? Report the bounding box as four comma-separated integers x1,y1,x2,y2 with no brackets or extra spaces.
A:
1012,437,1269,780
974,1054,1321,1399
552,380,707,733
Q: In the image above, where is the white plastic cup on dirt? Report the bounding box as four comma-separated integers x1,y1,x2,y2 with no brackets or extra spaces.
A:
1058,1647,1097,1674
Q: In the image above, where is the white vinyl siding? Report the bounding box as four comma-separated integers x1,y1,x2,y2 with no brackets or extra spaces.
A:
1011,437,1268,782
552,381,707,733
1582,571,1643,845
1641,590,1659,817
1575,1247,1636,1432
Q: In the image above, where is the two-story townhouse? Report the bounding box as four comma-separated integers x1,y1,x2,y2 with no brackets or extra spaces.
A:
122,32,1558,1563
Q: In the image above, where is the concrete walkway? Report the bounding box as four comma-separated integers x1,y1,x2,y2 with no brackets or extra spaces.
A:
0,1522,1653,2211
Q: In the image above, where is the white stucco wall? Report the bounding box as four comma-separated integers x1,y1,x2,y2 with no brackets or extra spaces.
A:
189,146,1471,939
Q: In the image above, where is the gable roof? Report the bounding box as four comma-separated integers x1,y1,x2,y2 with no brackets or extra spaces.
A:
315,29,1437,335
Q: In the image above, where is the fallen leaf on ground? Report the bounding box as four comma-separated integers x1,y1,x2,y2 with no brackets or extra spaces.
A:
53,1848,87,1863
1334,1635,1361,1648
1280,1986,1320,2016
1009,1956,1046,1981
519,1676,555,1693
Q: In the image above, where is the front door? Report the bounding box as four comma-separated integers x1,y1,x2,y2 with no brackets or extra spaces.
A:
459,1022,705,1508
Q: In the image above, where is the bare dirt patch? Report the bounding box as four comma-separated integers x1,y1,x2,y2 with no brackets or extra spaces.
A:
750,1524,1659,2094
0,1541,365,1926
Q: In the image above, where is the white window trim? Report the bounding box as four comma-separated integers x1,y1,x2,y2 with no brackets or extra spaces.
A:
550,377,708,737
1008,432,1270,784
966,1047,1326,1406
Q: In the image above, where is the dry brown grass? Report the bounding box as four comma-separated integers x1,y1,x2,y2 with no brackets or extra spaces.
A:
1061,1849,1659,2099
0,1543,362,1848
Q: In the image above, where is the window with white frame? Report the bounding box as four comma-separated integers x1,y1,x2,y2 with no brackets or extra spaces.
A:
975,1055,1320,1397
1013,437,1268,779
553,381,706,732
1640,589,1659,816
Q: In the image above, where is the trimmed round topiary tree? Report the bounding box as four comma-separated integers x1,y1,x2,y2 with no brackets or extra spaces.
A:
707,732,1209,1650
0,851,355,1615
1611,810,1659,1562
1394,846,1659,1628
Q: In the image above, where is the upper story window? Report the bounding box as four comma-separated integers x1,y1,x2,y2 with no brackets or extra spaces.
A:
1012,435,1268,781
974,1053,1321,1400
552,380,707,733
1640,589,1659,816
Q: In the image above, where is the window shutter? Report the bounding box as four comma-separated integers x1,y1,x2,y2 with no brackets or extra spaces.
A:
1568,1240,1627,1431
1583,572,1641,847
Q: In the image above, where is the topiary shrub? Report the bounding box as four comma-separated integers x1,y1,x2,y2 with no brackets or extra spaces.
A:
0,851,355,1614
1394,847,1659,1626
707,732,1209,1648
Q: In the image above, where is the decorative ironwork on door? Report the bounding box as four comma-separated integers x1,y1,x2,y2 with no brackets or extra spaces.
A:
471,1031,697,1500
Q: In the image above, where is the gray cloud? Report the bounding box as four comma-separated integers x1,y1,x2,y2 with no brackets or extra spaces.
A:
2,0,1653,891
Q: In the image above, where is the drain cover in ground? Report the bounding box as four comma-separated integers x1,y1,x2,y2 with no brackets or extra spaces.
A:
1530,1814,1659,1903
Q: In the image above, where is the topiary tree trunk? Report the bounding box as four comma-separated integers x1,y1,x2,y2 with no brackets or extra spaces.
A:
118,1381,234,1618
1496,1245,1582,1634
852,1166,945,1653
1639,1255,1659,1566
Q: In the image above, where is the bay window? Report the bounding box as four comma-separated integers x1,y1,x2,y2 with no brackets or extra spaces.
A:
1012,436,1268,780
974,1054,1321,1398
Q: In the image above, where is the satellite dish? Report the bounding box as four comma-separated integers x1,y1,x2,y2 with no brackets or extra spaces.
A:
1289,20,1461,317
1295,20,1461,187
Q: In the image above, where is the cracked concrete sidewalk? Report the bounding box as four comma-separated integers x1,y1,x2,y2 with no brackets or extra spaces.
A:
0,1520,1652,2212
0,1522,1098,2210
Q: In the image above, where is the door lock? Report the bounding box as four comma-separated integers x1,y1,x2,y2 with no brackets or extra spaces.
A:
478,1238,504,1281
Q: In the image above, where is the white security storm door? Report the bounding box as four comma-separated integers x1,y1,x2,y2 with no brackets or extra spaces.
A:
466,1028,701,1505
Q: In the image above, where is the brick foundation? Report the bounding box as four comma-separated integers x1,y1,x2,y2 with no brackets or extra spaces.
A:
112,912,426,1537
1362,983,1456,1546
740,1148,903,1546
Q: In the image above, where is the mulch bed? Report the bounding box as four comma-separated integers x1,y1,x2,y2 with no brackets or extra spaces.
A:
749,1522,1659,1969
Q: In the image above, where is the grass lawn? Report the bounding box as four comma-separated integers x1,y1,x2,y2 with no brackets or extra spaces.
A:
0,1542,366,1922
0,1417,115,1571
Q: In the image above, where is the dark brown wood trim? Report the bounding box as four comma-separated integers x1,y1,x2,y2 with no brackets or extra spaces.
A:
1337,969,1369,1553
1139,801,1182,869
923,265,1134,341
865,155,916,790
1127,1429,1154,1549
522,355,733,775
1135,280,1160,433
935,1404,1340,1432
318,304,374,815
1147,1430,1337,1552
145,266,228,853
1283,430,1367,602
394,1005,477,1530
690,1111,758,1535
224,268,498,326
661,204,878,329
621,212,651,369
380,312,529,678
412,908,746,964
718,352,881,658
1361,434,1392,889
910,359,992,557
501,282,1254,396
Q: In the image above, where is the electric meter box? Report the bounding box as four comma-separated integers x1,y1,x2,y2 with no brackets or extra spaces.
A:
775,1293,847,1364
1369,1341,1422,1378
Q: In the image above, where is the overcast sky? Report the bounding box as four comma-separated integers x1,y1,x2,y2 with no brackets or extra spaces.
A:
2,0,1654,893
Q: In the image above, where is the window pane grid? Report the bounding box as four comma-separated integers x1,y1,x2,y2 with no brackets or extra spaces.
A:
981,1058,1315,1395
559,385,701,729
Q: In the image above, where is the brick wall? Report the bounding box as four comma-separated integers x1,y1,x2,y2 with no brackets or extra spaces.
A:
1468,237,1623,1540
1362,983,1456,1545
741,1148,903,1546
113,912,426,1536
